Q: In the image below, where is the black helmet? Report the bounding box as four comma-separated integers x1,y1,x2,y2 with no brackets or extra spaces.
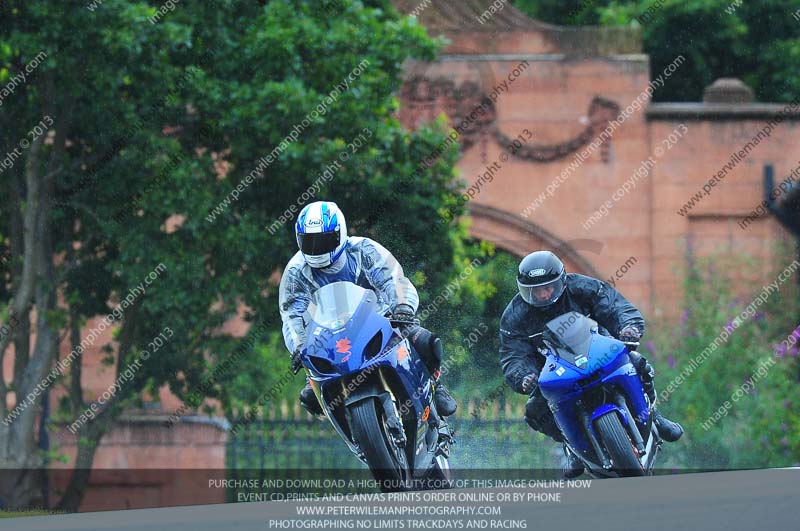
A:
517,251,566,307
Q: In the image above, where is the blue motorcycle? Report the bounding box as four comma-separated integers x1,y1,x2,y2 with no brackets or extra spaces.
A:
537,312,661,477
300,281,453,491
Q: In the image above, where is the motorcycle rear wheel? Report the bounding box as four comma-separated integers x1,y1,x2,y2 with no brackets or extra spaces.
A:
349,398,411,492
594,412,644,477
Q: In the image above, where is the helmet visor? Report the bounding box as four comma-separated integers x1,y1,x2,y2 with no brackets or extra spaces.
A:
297,229,340,256
517,276,566,307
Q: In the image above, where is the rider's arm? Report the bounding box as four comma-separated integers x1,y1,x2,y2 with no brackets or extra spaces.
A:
278,262,312,354
580,276,646,339
499,304,541,394
359,238,419,313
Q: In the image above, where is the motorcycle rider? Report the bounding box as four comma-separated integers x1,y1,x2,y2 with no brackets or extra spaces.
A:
278,200,457,417
500,250,683,478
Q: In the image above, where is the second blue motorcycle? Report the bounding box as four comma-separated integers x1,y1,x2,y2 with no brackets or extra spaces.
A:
537,311,662,477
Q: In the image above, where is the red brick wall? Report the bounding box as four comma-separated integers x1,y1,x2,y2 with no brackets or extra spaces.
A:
647,116,799,316
397,1,800,319
51,418,228,511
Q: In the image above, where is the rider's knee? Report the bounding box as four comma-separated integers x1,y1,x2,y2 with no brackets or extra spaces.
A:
430,336,443,365
525,391,562,437
408,326,442,374
524,392,547,424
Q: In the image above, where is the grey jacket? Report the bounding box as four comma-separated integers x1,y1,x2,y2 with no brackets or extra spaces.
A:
278,236,418,353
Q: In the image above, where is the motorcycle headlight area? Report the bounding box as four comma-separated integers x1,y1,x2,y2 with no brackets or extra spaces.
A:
309,356,337,375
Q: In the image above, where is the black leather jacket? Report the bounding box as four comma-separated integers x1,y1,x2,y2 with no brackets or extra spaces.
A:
499,273,645,394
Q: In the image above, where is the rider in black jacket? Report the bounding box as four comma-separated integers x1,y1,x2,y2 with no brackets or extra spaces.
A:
499,250,683,478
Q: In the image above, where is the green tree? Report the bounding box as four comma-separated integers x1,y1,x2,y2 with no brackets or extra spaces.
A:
512,0,800,102
0,0,468,510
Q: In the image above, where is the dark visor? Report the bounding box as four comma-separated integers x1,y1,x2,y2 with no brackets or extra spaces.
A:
297,230,339,256
518,271,560,286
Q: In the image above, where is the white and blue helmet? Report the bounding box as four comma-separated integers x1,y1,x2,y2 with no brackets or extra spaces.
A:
295,201,348,268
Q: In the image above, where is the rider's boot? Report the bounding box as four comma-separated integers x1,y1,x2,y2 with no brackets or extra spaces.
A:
432,369,457,417
629,350,684,442
652,409,684,442
299,381,323,416
563,445,585,479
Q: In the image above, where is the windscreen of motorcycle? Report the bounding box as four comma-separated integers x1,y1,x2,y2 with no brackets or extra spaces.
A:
542,312,597,365
306,281,379,329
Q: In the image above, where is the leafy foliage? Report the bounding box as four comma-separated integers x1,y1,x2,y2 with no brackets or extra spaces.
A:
645,250,800,468
0,0,472,507
512,0,800,102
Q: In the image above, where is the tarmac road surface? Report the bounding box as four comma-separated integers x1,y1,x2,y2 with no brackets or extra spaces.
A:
1,469,796,531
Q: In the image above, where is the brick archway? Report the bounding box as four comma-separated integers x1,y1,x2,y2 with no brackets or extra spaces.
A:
467,203,603,278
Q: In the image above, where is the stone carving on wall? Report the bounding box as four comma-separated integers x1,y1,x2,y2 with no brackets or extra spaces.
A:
399,76,620,164
399,77,497,158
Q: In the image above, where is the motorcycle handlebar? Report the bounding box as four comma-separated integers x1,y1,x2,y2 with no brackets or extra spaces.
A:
388,318,420,326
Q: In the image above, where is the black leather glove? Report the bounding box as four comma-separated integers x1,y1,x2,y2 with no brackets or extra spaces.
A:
619,324,643,342
530,332,547,355
391,304,418,324
290,348,303,375
521,371,539,394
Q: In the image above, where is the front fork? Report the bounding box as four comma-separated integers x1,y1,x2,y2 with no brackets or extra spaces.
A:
613,394,646,456
377,369,407,449
577,394,649,470
576,400,613,470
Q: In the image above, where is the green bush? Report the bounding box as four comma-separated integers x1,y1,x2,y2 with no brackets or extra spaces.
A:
645,250,800,469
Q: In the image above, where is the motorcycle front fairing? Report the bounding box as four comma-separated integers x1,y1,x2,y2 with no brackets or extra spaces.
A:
537,313,652,463
301,282,436,471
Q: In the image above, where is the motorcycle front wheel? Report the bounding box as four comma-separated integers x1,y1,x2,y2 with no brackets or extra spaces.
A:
594,412,644,477
349,398,411,492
